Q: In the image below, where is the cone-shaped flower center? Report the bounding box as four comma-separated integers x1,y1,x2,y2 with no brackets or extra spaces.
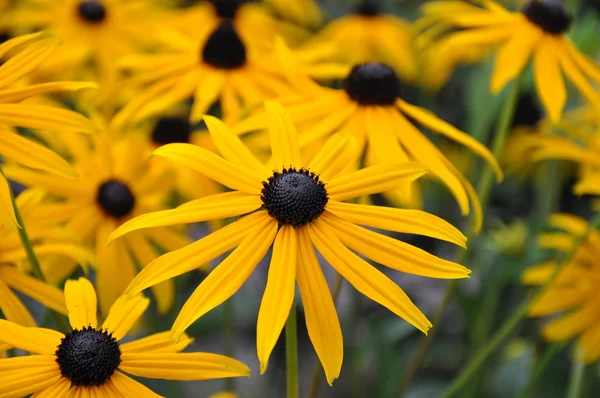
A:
356,0,381,16
343,63,401,106
261,168,328,226
78,0,107,23
523,0,572,34
202,21,247,69
210,0,244,19
56,326,121,387
152,117,191,145
97,180,135,219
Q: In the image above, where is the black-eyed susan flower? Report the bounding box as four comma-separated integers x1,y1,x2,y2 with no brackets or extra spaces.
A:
301,0,418,82
523,214,600,363
5,124,190,316
0,277,250,397
109,102,470,384
115,20,293,125
235,63,503,230
0,33,96,229
417,0,600,123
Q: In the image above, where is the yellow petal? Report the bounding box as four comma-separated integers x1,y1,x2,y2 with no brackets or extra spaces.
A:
121,331,194,354
0,32,44,59
327,163,427,202
0,36,59,89
308,221,432,334
322,212,470,279
64,278,97,330
307,133,357,181
171,217,278,340
124,212,268,297
120,352,250,380
257,226,297,374
0,104,96,133
325,201,466,247
557,42,600,113
0,368,61,398
190,70,226,121
0,174,18,230
296,228,343,385
102,295,150,341
565,39,600,84
109,372,162,398
0,82,97,104
533,38,566,124
265,101,302,168
543,303,600,341
0,320,62,354
0,265,66,314
29,374,71,398
109,192,261,242
152,143,263,194
0,279,36,326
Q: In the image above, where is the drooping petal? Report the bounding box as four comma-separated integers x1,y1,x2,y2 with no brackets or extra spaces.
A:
102,295,150,341
257,225,297,374
120,352,250,380
266,101,302,168
0,265,66,314
296,228,343,385
124,212,269,297
326,163,427,202
171,217,278,340
121,331,194,354
533,37,566,124
557,40,600,113
0,320,62,354
190,70,226,121
308,221,432,334
64,278,97,330
0,280,35,327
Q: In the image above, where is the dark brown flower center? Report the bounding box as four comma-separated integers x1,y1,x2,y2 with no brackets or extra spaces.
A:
210,0,245,19
202,20,247,69
78,0,107,23
522,0,572,34
56,326,121,387
97,180,135,219
343,63,401,106
356,0,382,16
152,117,192,145
261,168,328,226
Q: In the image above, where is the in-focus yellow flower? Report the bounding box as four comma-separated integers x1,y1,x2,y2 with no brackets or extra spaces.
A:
523,214,600,363
0,33,96,229
235,63,503,230
417,0,600,123
109,102,470,384
5,125,189,315
0,277,250,397
301,0,417,82
115,20,293,125
2,0,163,99
264,0,322,28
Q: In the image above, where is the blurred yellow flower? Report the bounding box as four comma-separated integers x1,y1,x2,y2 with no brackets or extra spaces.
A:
265,0,322,28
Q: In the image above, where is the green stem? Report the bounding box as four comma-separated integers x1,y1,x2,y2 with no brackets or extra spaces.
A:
223,299,235,393
567,358,586,398
308,273,343,398
518,342,567,398
397,77,523,398
439,213,600,398
286,300,299,398
1,167,69,333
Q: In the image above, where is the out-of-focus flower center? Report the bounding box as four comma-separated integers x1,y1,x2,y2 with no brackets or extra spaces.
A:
97,180,136,219
77,0,107,23
522,0,572,34
210,0,245,19
356,0,381,16
152,117,192,145
202,20,247,69
343,63,401,106
261,168,328,226
55,326,121,387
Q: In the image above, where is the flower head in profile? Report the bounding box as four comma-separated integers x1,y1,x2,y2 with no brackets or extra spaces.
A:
0,277,250,397
5,122,189,316
417,0,600,122
523,214,600,363
0,33,96,229
301,0,418,82
235,63,503,230
109,102,470,384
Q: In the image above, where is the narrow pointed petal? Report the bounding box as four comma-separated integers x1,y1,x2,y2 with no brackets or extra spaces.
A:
64,278,97,329
0,265,66,314
325,201,467,247
0,369,61,398
121,332,194,354
0,82,97,104
30,375,70,398
152,143,263,194
0,320,62,354
124,212,268,297
0,174,17,230
257,226,297,374
0,105,96,133
266,101,302,168
120,352,250,380
171,218,278,340
296,228,343,385
308,221,432,334
557,43,600,112
533,38,566,124
0,280,36,326
307,134,357,181
565,39,600,84
109,192,261,242
0,36,59,89
327,163,427,202
102,295,150,341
